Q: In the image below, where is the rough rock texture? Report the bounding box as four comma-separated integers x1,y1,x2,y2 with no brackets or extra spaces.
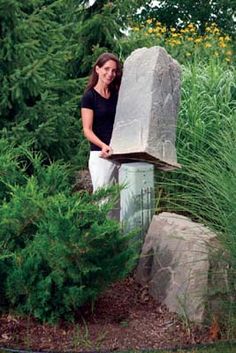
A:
136,212,229,323
110,46,181,170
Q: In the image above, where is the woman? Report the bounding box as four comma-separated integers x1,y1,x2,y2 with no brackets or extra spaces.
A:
81,52,122,192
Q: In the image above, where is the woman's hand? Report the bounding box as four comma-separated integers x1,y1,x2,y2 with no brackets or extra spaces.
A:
100,144,113,158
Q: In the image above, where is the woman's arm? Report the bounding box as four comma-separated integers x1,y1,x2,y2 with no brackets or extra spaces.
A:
81,108,112,158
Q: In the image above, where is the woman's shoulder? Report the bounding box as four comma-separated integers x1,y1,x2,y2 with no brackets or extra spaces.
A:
82,88,95,99
81,88,96,108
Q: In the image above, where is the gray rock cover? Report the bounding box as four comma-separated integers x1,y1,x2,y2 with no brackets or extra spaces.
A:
136,212,229,323
110,46,181,170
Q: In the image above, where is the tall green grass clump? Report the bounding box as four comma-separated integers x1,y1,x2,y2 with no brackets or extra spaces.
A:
0,139,137,323
156,61,236,335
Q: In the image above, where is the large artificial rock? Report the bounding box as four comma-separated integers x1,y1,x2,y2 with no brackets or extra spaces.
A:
110,46,181,171
136,212,229,323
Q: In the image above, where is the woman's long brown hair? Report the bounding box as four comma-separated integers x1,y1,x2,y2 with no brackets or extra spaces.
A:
85,52,122,93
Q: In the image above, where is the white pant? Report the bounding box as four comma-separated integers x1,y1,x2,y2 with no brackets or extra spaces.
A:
89,151,120,192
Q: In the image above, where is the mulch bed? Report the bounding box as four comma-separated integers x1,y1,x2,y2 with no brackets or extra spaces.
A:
0,275,219,353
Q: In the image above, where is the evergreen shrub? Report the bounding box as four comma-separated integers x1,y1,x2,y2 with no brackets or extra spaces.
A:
0,0,86,167
0,140,137,322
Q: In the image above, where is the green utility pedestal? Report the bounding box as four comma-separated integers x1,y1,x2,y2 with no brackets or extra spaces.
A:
119,162,154,237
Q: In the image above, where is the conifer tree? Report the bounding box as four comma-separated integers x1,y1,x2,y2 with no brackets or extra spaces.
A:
0,0,84,163
73,0,144,76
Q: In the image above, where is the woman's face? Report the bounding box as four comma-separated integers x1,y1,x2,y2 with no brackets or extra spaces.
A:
96,60,117,86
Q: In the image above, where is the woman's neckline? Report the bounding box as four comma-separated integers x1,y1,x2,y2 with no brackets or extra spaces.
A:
92,87,111,100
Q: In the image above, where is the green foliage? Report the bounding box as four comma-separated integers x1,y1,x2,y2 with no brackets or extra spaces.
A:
73,0,145,76
6,191,136,323
0,0,86,165
134,0,236,37
177,62,236,156
0,140,137,322
75,2,120,76
156,61,236,226
0,138,26,202
119,22,234,66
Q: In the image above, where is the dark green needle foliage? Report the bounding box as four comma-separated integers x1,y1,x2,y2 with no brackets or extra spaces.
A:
0,140,137,322
0,0,84,164
73,0,145,76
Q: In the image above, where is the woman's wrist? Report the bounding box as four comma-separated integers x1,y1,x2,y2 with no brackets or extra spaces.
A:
101,142,109,150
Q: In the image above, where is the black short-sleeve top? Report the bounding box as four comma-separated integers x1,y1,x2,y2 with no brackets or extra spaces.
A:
81,88,118,151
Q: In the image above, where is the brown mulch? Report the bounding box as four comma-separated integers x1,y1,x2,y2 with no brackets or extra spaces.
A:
0,276,217,353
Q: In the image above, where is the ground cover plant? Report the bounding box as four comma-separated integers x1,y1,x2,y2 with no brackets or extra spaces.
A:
0,139,137,323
